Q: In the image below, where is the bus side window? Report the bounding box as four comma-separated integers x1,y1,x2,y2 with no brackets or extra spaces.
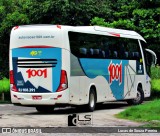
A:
79,48,87,58
125,39,142,62
119,44,125,59
93,49,100,58
125,51,129,59
88,48,93,58
100,50,105,58
132,52,140,61
113,51,118,58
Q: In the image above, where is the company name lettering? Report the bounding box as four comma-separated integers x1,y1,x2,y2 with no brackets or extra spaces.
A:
26,69,47,78
108,61,122,84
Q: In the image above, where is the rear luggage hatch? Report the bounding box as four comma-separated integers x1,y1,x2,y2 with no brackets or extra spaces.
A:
11,47,62,93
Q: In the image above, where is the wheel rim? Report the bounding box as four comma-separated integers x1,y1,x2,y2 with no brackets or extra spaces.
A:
90,93,95,108
133,91,141,103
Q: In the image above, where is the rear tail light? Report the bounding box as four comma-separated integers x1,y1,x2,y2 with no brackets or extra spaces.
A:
11,84,18,92
10,70,18,92
56,70,68,92
10,70,14,84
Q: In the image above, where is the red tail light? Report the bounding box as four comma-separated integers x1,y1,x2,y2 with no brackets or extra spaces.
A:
11,84,18,92
10,70,18,92
56,70,68,92
10,70,14,84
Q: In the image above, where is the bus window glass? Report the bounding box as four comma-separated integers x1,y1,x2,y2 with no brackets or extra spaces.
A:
69,32,142,62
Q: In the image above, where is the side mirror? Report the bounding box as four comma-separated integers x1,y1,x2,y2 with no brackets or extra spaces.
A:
145,49,157,65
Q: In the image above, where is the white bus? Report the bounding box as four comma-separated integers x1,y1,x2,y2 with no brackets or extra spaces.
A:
9,25,157,112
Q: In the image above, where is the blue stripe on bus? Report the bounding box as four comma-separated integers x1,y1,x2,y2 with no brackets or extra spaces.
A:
79,59,129,100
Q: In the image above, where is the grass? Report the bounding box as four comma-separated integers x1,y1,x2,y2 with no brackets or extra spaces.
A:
116,66,160,127
150,66,160,98
116,99,160,127
151,66,160,79
151,79,160,98
0,77,10,93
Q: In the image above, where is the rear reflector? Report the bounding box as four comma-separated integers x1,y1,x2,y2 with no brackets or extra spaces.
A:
56,70,68,92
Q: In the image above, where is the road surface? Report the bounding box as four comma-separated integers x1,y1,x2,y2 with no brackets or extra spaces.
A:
0,101,143,127
1,102,160,135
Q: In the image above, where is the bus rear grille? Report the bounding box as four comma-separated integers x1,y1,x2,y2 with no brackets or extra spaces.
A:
16,59,57,68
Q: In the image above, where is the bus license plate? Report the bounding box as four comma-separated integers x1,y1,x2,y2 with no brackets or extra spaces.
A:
32,96,42,100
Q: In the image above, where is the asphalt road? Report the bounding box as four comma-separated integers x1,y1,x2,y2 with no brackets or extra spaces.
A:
0,101,143,128
1,102,160,135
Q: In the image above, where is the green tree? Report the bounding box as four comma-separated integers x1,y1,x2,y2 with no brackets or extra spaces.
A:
0,0,113,78
91,0,160,63
0,0,160,79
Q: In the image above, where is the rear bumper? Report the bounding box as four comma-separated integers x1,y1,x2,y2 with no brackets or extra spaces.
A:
10,89,69,105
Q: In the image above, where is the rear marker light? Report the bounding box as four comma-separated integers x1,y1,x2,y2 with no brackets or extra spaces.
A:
57,25,61,29
56,70,68,92
57,95,62,98
13,95,23,100
14,26,19,30
53,95,62,100
13,95,17,98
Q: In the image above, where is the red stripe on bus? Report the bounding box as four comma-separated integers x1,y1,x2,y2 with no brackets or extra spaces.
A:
20,45,53,48
109,32,120,37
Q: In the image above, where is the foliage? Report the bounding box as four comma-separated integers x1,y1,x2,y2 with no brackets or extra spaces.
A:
117,65,160,126
91,0,160,64
150,66,160,98
151,66,160,79
116,99,160,127
151,79,160,99
0,0,112,78
0,77,10,93
0,0,160,78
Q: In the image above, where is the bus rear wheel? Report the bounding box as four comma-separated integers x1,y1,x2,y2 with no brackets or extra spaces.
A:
87,88,96,112
36,106,54,113
127,87,144,105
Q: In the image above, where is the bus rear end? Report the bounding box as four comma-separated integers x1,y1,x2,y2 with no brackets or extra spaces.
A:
9,25,69,110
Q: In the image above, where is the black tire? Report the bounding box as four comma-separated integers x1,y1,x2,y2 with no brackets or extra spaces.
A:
36,106,54,113
127,87,144,105
86,88,96,112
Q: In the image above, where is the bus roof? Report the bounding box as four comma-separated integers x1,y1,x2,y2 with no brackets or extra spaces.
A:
65,26,145,42
12,25,146,42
